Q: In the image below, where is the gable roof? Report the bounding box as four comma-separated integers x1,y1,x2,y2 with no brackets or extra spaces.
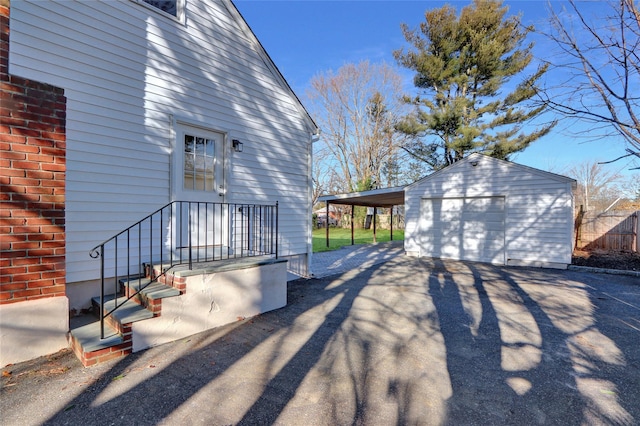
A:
405,153,577,190
225,0,318,135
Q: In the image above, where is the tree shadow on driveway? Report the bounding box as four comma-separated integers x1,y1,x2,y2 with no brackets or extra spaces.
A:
1,256,638,425
429,258,637,425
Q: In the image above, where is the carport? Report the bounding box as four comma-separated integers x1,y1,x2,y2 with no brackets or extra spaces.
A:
317,186,405,247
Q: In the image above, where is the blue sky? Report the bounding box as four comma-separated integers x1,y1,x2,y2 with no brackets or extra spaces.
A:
234,0,639,179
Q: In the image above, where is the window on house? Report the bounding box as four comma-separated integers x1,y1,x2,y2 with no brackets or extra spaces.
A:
143,0,177,16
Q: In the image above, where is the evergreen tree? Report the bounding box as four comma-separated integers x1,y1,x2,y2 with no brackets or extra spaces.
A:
393,0,554,170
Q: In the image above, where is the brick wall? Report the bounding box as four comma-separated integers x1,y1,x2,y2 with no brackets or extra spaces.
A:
0,1,67,304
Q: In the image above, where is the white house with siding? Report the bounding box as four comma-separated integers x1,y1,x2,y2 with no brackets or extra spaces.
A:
404,153,576,269
2,0,317,365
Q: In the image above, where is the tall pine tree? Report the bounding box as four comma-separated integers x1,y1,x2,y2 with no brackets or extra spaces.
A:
394,0,554,170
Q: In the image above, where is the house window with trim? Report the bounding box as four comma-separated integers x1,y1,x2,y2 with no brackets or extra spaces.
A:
143,0,178,16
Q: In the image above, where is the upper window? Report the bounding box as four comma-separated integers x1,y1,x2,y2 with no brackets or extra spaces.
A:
142,0,177,17
133,0,184,22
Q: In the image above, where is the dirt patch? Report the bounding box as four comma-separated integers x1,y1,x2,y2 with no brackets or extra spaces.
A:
572,249,640,271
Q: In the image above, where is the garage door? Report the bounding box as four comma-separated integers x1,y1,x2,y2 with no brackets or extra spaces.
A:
419,197,505,264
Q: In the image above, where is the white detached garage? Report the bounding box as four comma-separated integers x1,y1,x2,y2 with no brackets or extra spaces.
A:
404,154,577,269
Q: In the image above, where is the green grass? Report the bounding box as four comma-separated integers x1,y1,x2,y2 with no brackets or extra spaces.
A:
313,227,404,253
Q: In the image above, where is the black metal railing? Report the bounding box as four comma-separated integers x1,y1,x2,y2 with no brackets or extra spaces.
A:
89,201,278,338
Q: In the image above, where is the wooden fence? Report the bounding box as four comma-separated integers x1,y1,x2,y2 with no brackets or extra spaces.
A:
574,209,639,252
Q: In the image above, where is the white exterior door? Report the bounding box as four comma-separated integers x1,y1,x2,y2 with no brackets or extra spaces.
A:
419,197,505,264
171,123,227,258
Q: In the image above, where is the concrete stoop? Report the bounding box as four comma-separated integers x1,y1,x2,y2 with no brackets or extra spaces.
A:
69,257,287,367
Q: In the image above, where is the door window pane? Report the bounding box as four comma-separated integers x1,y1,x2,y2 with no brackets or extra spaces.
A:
184,134,215,192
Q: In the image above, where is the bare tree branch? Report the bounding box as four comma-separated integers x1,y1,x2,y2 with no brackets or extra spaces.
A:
539,0,640,158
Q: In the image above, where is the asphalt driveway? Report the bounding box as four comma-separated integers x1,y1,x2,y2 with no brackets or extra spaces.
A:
2,255,639,425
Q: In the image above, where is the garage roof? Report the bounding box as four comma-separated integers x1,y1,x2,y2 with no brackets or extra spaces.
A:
317,186,405,207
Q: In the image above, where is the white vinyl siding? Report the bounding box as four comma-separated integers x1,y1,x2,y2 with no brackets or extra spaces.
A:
10,0,315,282
405,155,575,266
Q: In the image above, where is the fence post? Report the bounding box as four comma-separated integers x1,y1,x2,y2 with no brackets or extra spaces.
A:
574,204,584,250
633,210,640,253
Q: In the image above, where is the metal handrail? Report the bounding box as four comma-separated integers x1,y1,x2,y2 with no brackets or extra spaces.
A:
89,201,278,339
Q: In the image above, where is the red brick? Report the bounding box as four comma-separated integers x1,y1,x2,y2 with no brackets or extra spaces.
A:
27,233,54,241
41,285,65,294
82,358,98,367
0,283,27,291
27,153,55,163
41,180,64,188
42,240,65,249
27,249,57,258
40,255,64,264
10,177,39,186
0,266,27,275
11,242,40,250
10,143,39,154
41,163,64,172
27,280,54,289
11,160,40,170
12,289,42,298
10,127,41,138
42,270,64,279
0,168,23,177
11,257,40,266
27,264,51,273
95,350,128,364
41,195,64,203
1,151,26,160
12,272,42,282
40,131,65,142
84,347,113,360
25,170,54,179
0,250,27,259
27,137,54,148
24,217,54,226
26,186,54,195
40,147,64,157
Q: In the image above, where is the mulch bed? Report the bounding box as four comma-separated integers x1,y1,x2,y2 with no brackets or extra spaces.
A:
572,249,640,271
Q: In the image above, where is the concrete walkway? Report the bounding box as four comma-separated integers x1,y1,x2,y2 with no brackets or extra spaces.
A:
310,240,405,278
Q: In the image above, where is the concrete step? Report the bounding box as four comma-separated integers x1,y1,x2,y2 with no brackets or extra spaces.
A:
90,293,118,317
69,321,128,367
76,280,180,367
120,278,181,315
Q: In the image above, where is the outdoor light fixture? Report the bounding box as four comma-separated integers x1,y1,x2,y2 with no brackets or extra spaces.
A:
470,160,479,167
232,139,243,152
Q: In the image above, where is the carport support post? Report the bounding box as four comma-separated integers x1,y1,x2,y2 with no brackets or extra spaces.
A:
351,204,355,246
325,201,330,248
373,206,377,243
390,205,393,241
